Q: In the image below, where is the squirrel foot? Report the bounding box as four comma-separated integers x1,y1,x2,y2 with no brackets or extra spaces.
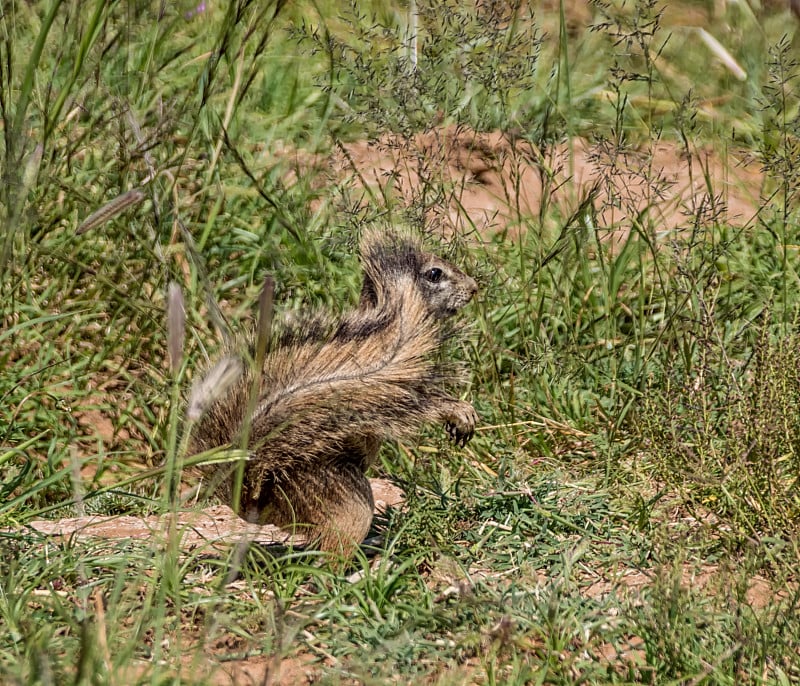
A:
440,399,478,447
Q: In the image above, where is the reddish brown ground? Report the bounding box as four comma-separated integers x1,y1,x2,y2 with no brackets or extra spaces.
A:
118,651,321,686
28,479,406,548
321,127,763,240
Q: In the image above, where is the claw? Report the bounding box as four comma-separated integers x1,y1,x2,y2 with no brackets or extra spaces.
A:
443,402,478,447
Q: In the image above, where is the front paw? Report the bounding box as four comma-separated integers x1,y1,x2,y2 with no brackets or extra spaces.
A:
444,402,478,447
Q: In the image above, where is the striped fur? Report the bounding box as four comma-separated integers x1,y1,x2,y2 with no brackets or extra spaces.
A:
188,230,478,557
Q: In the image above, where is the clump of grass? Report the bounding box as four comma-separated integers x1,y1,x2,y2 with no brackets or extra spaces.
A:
636,30,800,543
300,0,544,136
641,321,800,540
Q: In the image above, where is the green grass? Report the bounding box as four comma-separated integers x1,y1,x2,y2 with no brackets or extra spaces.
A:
3,0,800,683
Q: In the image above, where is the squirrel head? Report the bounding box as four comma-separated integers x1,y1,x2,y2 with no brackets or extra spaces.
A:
358,230,478,319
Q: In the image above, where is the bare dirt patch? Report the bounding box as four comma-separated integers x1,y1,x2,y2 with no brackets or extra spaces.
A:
204,652,319,686
27,478,405,548
581,562,791,610
323,126,763,238
118,651,322,686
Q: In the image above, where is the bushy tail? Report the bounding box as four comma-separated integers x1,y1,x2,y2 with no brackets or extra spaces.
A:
190,272,446,474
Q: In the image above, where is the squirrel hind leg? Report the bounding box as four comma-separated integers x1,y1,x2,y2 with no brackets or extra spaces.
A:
314,463,375,559
260,463,375,559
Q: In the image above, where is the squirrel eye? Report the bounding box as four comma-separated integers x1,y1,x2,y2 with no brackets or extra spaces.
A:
426,267,443,283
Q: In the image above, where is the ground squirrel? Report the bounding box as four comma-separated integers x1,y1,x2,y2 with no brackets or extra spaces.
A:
187,230,478,557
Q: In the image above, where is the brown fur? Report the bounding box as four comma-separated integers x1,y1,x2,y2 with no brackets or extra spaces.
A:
188,230,478,558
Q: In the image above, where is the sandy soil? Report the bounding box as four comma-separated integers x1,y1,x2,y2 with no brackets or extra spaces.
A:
27,478,406,549
323,126,763,239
